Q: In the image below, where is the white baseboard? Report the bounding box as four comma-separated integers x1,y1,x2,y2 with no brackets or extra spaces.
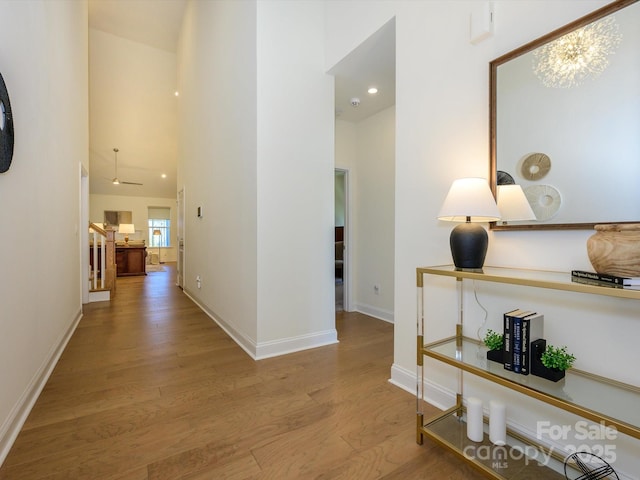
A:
0,308,82,467
184,290,258,359
184,290,338,360
255,330,338,360
389,363,454,410
388,363,415,394
354,303,394,323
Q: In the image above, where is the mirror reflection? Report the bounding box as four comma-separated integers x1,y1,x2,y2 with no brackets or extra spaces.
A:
491,1,640,230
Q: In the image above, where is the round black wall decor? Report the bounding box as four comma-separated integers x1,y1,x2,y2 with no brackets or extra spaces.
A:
0,72,14,173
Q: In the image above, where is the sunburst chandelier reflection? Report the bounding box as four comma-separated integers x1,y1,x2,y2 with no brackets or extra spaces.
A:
533,16,622,88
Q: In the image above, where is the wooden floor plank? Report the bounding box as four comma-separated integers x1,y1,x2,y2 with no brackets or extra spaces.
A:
0,264,484,480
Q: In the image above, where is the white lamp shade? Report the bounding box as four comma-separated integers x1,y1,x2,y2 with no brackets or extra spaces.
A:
497,185,536,221
438,178,501,223
118,223,135,234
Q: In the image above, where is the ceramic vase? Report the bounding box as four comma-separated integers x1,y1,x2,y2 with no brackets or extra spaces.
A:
587,223,640,277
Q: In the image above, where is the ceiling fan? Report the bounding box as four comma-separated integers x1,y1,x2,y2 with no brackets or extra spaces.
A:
111,148,143,185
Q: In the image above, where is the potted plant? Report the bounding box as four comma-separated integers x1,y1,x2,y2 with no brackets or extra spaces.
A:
531,339,576,382
483,329,504,363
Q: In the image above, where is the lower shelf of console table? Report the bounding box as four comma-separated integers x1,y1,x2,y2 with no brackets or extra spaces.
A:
419,408,565,479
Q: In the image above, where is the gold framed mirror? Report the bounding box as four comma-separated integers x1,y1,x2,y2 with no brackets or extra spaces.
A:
490,0,640,230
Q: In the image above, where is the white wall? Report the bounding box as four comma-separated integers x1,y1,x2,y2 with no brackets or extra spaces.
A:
353,107,395,321
90,194,178,263
177,0,259,353
327,1,639,477
255,0,336,355
0,0,88,464
177,0,336,359
335,107,395,322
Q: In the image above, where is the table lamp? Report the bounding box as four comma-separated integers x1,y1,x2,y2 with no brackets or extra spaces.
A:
438,178,501,270
496,184,536,225
118,223,135,245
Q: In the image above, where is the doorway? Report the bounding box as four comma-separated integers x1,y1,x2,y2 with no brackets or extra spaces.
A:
176,188,184,289
335,168,348,311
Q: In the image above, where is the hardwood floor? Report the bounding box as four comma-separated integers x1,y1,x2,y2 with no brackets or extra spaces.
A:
0,264,482,480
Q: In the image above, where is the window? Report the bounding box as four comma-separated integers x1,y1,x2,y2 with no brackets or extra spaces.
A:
148,207,170,248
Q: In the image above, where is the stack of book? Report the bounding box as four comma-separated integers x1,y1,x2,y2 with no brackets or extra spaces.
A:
571,270,640,289
503,309,544,375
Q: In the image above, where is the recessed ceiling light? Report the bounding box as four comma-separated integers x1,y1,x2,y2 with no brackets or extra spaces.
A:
161,174,167,179
367,87,378,95
174,91,179,97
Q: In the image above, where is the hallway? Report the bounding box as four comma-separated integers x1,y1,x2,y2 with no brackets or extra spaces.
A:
0,265,479,479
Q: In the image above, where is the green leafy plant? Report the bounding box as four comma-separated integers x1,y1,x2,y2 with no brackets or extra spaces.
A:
483,329,503,351
541,345,576,371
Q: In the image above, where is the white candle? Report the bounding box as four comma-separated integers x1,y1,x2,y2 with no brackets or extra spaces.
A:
466,397,484,442
489,400,507,445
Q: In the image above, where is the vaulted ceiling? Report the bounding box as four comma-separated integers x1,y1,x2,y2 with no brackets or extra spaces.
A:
87,0,395,199
88,0,186,199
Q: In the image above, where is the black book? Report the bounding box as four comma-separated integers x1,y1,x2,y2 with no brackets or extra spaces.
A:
511,310,533,374
571,270,640,286
571,276,640,290
503,308,524,371
520,312,544,376
513,315,522,373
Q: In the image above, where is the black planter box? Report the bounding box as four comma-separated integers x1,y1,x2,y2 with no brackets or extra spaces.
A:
486,348,504,364
530,339,566,382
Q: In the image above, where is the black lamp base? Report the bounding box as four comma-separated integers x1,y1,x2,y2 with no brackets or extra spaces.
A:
449,222,488,270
